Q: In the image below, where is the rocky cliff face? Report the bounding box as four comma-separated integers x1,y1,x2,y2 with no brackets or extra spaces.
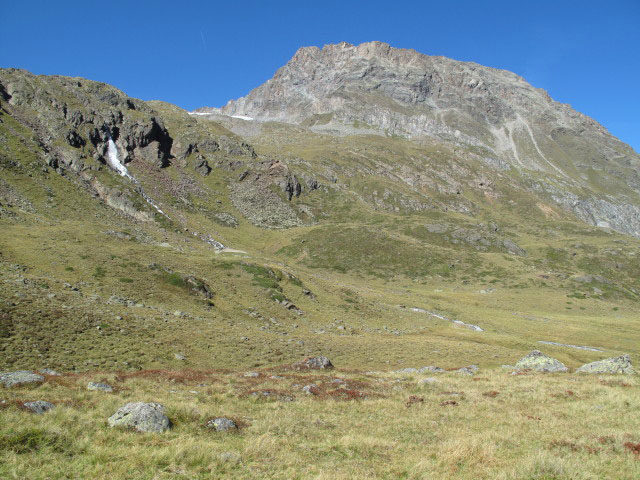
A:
196,41,640,237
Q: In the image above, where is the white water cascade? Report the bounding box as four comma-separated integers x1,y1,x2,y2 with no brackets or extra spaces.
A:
103,128,225,250
106,136,133,179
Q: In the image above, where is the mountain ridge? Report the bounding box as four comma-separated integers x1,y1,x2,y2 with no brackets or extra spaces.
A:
195,41,640,237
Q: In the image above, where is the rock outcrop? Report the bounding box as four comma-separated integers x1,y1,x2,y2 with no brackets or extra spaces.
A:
108,402,171,432
0,371,45,388
576,354,636,374
293,356,334,370
200,41,640,237
23,401,55,414
515,350,568,373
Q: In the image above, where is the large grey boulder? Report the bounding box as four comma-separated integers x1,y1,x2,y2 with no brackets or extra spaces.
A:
23,401,55,414
107,402,171,432
515,350,568,372
0,371,45,388
576,354,636,374
293,356,333,370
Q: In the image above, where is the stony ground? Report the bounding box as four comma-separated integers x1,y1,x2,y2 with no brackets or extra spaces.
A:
1,363,639,479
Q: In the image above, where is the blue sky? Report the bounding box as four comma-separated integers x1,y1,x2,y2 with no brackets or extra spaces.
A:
1,0,638,151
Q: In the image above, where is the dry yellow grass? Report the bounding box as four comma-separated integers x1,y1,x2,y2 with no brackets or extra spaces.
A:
1,367,639,479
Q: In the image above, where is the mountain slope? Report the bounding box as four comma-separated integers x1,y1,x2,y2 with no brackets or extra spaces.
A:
198,41,640,236
1,51,640,375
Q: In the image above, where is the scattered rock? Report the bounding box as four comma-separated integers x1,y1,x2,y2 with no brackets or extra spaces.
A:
418,377,438,385
394,368,418,374
293,356,333,370
243,372,260,378
302,384,320,395
174,353,186,361
0,371,45,388
194,158,211,176
576,354,636,374
206,417,238,431
38,368,60,376
108,402,171,432
456,365,479,376
405,395,424,407
418,366,445,373
515,350,568,373
250,390,295,402
87,382,114,392
23,400,55,414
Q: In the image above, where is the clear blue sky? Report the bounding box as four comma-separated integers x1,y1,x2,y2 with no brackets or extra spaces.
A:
1,0,638,151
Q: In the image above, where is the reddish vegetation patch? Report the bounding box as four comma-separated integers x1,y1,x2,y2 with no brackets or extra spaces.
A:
0,400,27,411
42,375,79,389
549,440,602,455
472,377,489,381
624,442,640,456
524,415,541,421
440,400,458,407
405,395,424,407
326,389,368,401
482,391,500,398
551,390,576,398
600,379,631,388
113,369,221,385
549,440,580,452
598,436,615,445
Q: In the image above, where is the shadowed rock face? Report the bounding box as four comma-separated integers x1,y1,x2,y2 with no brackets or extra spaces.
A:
576,354,636,374
201,41,640,237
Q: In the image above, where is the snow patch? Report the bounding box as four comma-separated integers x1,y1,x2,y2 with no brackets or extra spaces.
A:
231,115,254,121
538,341,602,352
409,307,483,332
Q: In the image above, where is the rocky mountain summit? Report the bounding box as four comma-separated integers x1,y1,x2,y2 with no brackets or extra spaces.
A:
198,41,640,236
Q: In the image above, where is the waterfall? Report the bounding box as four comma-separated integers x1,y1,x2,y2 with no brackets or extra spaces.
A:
105,134,133,179
101,127,225,250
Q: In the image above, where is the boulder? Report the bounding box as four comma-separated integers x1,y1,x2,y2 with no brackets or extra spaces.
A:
194,159,211,176
418,366,445,373
38,369,60,376
87,382,114,392
0,371,45,388
418,377,438,385
576,354,635,374
302,384,320,395
515,350,568,373
206,417,238,431
394,368,418,374
23,401,55,414
293,356,333,370
107,402,171,432
456,365,479,376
